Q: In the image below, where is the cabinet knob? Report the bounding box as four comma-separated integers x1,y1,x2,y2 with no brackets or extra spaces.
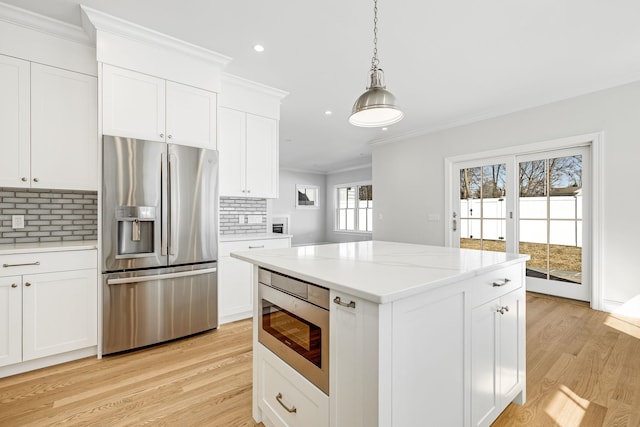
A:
160,133,164,138
33,178,39,183
496,306,509,315
247,189,251,194
21,177,27,182
168,134,172,139
25,282,32,287
11,283,17,288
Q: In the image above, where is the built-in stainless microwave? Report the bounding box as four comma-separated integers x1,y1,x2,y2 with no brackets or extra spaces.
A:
257,268,329,395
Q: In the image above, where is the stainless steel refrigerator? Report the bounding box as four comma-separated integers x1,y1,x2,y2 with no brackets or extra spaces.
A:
101,135,218,354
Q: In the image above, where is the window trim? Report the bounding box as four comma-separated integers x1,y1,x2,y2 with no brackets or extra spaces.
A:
334,181,373,234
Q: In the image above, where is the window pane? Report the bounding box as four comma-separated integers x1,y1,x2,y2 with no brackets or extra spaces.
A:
358,209,367,231
519,160,547,197
338,188,347,209
346,209,355,230
367,209,372,232
347,187,356,208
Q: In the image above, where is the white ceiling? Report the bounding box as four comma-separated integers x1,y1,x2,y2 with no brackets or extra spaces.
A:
5,0,640,173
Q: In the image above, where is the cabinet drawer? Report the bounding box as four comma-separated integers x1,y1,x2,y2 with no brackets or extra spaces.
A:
467,263,524,308
220,238,290,257
0,250,97,277
258,345,328,427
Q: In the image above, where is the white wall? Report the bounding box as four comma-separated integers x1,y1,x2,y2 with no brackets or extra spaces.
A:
271,169,326,246
325,166,373,243
373,80,640,306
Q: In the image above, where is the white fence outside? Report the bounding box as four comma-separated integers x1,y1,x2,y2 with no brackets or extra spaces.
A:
460,195,582,247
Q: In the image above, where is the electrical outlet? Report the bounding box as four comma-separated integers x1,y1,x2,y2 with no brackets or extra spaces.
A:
12,215,25,229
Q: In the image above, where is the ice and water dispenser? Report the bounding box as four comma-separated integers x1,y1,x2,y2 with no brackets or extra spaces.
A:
116,206,156,257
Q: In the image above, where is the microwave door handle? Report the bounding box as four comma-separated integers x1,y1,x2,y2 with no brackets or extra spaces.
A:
161,151,168,256
168,152,177,256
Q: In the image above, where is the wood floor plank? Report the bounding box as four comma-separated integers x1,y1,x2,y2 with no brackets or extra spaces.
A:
1,293,639,426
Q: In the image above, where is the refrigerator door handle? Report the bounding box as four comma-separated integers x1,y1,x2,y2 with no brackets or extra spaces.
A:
169,152,177,256
107,267,217,285
161,151,168,256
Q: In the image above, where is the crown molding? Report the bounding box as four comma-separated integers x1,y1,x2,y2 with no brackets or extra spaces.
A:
0,2,91,46
222,72,289,100
326,163,373,175
80,5,231,68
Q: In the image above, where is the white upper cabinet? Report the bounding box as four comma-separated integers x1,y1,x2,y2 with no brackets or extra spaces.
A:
0,55,30,188
31,63,98,191
166,81,217,148
102,64,217,149
218,108,278,198
218,107,246,196
0,56,98,191
246,114,278,198
102,65,165,142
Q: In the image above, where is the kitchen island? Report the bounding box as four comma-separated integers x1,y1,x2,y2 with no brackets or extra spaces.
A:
232,240,529,427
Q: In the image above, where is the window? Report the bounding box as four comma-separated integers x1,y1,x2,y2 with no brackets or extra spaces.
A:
336,184,373,232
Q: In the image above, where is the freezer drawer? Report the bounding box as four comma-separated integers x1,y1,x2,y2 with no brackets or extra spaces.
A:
102,263,217,354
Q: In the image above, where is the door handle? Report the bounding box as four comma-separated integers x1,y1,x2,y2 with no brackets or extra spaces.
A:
452,219,457,232
161,152,168,256
107,267,217,285
168,153,177,257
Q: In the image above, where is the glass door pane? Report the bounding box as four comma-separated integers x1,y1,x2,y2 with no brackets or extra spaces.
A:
517,148,589,301
459,163,507,252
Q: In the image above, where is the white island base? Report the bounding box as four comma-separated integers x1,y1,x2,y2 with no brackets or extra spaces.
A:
233,241,528,427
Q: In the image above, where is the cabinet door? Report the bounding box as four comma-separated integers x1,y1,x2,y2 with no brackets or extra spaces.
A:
218,256,252,324
31,64,98,190
0,276,22,368
0,55,30,188
166,81,217,149
22,269,97,361
499,290,523,400
218,107,247,197
471,299,499,427
246,114,278,198
102,64,165,141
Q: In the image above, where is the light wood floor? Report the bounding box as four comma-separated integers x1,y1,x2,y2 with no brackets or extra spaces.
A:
1,293,639,426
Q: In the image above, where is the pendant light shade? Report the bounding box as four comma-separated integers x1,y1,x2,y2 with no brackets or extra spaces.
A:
349,0,403,128
349,69,404,127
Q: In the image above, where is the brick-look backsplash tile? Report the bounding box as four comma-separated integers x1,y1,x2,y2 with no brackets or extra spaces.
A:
219,197,267,235
0,188,98,245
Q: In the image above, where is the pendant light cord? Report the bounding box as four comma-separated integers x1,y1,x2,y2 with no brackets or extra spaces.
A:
371,0,379,71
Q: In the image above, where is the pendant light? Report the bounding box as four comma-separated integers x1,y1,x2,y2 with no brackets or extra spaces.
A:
349,0,404,127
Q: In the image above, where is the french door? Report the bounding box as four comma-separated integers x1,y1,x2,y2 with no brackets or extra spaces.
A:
451,147,591,302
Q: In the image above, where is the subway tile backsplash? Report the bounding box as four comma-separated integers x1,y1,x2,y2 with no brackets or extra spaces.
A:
0,188,97,244
220,197,267,235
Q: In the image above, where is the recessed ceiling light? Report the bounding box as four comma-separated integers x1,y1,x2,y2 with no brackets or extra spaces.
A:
253,44,265,52
324,110,332,115
382,127,388,131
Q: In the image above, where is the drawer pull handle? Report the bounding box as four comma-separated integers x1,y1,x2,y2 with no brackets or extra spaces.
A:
25,282,32,287
248,245,265,249
497,306,510,315
11,283,17,288
492,278,510,287
3,261,40,268
276,393,297,413
333,296,356,309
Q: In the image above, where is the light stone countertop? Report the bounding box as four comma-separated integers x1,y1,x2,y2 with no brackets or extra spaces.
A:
232,240,529,304
0,240,98,255
220,233,292,242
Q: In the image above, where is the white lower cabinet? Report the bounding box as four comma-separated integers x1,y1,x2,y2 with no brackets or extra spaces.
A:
219,237,290,324
471,288,525,427
22,269,97,361
257,344,329,427
0,276,22,367
0,250,98,372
